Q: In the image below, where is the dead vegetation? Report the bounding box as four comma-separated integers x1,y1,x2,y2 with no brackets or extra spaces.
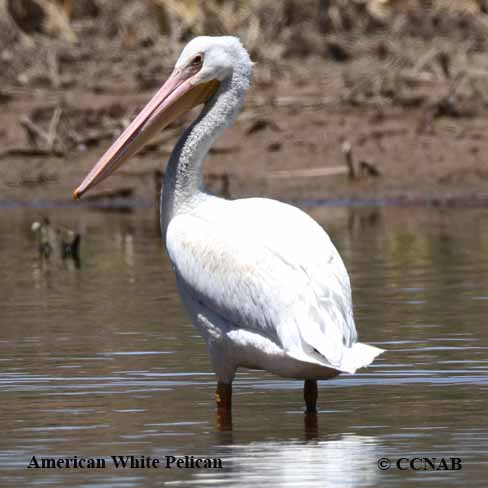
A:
3,0,488,82
1,1,488,203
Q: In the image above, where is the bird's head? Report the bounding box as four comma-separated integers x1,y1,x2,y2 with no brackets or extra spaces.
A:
176,36,251,83
73,36,251,199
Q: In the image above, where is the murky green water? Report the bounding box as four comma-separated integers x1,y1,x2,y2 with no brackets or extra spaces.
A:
1,205,487,487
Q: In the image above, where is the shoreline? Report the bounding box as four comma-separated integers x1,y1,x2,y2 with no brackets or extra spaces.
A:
3,193,488,210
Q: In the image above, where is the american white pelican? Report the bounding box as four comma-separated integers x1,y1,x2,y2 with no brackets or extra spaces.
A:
74,36,384,414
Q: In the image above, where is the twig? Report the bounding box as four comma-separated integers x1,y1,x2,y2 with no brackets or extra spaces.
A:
247,95,335,109
20,116,49,146
47,107,62,151
359,161,381,177
265,167,349,179
32,0,77,42
342,141,357,180
0,147,64,158
412,47,439,73
47,50,60,89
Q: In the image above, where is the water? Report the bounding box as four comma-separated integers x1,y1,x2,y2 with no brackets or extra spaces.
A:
1,206,487,487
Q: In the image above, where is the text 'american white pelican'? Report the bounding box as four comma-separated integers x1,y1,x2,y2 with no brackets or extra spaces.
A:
74,36,384,416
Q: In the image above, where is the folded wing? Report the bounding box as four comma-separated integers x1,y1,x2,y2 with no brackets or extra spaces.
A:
166,198,364,372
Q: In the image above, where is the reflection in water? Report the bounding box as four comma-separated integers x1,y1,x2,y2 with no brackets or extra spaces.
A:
303,412,319,440
1,207,488,487
207,435,381,488
166,434,383,488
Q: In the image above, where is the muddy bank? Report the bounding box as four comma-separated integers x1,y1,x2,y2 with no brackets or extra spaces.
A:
1,1,488,206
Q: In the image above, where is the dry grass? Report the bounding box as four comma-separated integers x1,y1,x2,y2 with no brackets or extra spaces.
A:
3,1,488,46
2,1,488,108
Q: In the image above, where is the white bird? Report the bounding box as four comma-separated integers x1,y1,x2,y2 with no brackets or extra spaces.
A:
74,36,384,415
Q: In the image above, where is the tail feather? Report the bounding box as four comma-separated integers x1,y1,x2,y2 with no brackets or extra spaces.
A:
337,342,384,374
288,340,384,374
292,315,384,374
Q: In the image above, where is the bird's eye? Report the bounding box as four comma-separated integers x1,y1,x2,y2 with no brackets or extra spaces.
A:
192,54,203,65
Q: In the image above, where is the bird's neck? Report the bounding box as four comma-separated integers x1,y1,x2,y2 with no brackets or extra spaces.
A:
161,66,250,236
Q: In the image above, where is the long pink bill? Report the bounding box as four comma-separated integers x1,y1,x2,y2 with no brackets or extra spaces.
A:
73,70,219,199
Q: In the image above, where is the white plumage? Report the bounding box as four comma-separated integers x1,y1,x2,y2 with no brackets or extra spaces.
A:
167,196,382,382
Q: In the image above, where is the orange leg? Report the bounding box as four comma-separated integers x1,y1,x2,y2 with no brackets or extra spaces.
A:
304,379,318,413
215,382,232,411
215,382,232,430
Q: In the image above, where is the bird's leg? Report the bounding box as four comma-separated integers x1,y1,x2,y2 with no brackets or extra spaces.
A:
215,382,233,431
304,379,318,413
215,382,232,411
